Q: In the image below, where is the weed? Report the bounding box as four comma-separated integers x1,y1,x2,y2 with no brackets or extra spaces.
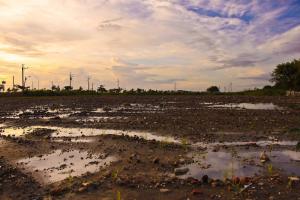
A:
181,138,189,151
112,169,119,179
160,138,170,148
66,172,74,188
117,191,121,200
289,127,300,134
223,169,233,181
267,164,273,175
287,179,293,189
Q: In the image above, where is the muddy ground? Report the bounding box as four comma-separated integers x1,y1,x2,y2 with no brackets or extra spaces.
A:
0,95,300,200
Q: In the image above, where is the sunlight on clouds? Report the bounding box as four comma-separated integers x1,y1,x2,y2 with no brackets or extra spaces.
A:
0,0,299,91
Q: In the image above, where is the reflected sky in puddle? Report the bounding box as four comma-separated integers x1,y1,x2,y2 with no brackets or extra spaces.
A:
52,137,95,143
179,151,261,180
180,149,300,180
0,126,34,137
48,126,179,143
75,116,128,123
193,140,298,148
17,150,117,184
208,103,282,110
0,124,179,143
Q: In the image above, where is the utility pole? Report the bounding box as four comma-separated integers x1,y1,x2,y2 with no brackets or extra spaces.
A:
12,76,15,89
51,81,53,89
92,82,94,91
69,73,74,88
174,82,177,91
117,79,120,89
31,81,34,90
38,79,40,90
87,76,91,91
21,64,28,90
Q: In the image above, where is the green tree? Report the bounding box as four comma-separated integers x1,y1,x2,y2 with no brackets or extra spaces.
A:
97,85,107,93
271,59,300,91
206,86,220,93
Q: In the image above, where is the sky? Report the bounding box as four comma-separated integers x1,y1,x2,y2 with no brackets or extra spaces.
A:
0,0,300,91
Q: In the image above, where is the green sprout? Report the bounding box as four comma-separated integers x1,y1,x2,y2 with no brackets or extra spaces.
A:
112,169,119,179
117,191,121,200
267,164,273,175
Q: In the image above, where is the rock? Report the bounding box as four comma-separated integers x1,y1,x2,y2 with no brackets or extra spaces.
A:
153,157,160,164
211,180,223,187
187,177,201,185
260,151,270,163
160,188,171,193
232,177,240,185
191,189,203,195
288,176,300,187
202,175,209,184
178,158,185,164
174,168,189,176
240,177,251,185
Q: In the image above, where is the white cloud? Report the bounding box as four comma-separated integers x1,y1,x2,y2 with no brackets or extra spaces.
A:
0,0,299,91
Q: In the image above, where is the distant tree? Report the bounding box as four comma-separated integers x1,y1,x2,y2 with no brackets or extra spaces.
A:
97,85,107,93
263,85,273,90
64,86,73,91
78,86,83,91
271,59,300,91
51,85,60,92
206,86,220,93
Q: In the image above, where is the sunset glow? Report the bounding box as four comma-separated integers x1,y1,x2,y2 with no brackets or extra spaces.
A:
0,0,299,91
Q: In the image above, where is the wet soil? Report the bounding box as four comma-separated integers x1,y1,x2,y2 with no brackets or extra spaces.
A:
0,95,300,199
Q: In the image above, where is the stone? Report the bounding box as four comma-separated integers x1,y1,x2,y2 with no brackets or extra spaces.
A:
160,188,171,193
174,168,189,176
202,175,209,184
153,157,160,164
191,189,203,195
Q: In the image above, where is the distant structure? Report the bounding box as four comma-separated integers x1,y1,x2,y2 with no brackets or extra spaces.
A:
69,73,74,88
22,64,28,90
87,76,91,91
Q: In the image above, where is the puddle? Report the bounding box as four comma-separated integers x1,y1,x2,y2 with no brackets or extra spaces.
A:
0,124,179,143
0,126,35,137
17,150,117,184
208,103,282,110
193,140,299,148
93,108,106,113
48,127,179,143
179,151,262,180
179,149,300,180
52,137,95,143
2,107,82,120
75,116,128,123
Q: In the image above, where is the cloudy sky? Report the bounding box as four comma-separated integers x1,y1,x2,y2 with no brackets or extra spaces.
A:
0,0,299,91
